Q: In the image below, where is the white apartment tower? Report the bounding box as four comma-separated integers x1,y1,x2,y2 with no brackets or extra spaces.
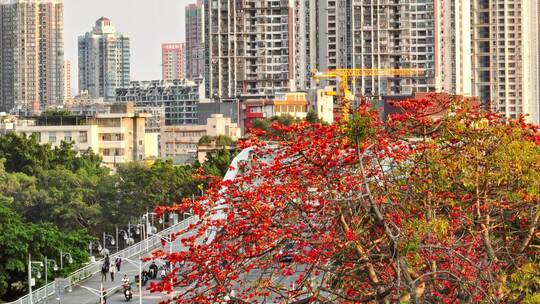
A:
436,0,473,96
472,0,539,123
78,17,131,101
0,0,64,113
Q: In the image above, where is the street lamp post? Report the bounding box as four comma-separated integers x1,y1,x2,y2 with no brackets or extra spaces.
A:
117,227,131,251
89,241,102,258
102,233,116,253
44,257,58,295
142,212,160,252
28,255,43,304
149,230,174,288
60,251,73,269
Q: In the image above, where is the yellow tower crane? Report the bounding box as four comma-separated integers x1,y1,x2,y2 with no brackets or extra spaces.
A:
311,68,425,121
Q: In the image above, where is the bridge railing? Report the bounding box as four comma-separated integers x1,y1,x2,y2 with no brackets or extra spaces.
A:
6,216,198,304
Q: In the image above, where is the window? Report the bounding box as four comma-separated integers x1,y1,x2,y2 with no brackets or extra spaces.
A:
64,132,72,142
48,133,56,143
79,131,88,143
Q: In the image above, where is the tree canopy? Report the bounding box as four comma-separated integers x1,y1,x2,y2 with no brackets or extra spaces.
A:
0,132,224,301
153,95,540,303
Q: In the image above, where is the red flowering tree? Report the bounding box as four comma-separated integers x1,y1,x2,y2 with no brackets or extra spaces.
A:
153,94,540,303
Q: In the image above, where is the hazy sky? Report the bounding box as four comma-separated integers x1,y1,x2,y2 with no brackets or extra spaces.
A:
64,0,193,92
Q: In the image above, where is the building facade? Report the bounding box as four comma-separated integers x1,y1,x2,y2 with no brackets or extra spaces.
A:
115,79,206,131
471,0,539,123
0,0,64,113
63,59,73,102
243,92,309,129
162,43,186,81
16,103,150,167
160,113,240,164
435,0,473,96
205,0,300,100
78,17,130,101
316,0,437,96
185,0,205,79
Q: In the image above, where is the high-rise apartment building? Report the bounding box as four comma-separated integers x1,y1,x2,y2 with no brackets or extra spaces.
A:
161,43,186,81
63,59,73,101
435,0,473,96
317,0,437,96
205,0,299,100
471,0,539,123
78,17,130,101
185,0,205,79
0,0,64,113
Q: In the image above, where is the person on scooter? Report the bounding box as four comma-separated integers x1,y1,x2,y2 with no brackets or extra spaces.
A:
122,275,132,301
149,261,159,279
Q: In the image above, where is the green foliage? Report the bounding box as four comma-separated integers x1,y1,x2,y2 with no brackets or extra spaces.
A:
0,131,235,300
0,133,105,176
506,263,540,303
306,110,321,123
0,197,91,300
198,135,235,146
95,160,197,232
40,108,73,117
200,148,234,177
346,113,374,143
251,114,298,132
251,118,271,131
199,135,213,145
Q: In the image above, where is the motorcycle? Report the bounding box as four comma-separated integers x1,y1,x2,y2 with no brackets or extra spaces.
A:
123,284,133,301
148,267,158,280
159,265,169,279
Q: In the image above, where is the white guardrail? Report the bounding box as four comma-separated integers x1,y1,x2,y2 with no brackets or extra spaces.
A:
6,216,198,304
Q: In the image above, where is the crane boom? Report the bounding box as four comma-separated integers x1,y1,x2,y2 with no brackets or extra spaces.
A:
312,68,425,120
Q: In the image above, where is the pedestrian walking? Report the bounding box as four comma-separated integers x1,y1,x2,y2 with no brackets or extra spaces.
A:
101,287,107,304
109,263,116,281
101,263,108,282
115,257,122,272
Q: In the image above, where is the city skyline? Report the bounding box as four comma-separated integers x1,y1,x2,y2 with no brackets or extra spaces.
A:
64,0,192,93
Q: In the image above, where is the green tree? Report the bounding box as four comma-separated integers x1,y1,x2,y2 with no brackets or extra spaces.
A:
198,135,213,145
0,198,92,301
40,109,73,117
96,160,197,232
306,109,321,123
200,148,234,177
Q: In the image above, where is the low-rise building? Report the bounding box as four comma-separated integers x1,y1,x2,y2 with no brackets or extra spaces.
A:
243,92,309,129
15,103,151,168
307,88,334,124
160,113,240,164
0,113,17,135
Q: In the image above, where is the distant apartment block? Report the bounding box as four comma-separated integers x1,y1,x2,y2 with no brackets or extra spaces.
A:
317,1,437,96
471,0,539,123
64,60,73,102
205,0,300,100
162,43,186,81
78,17,130,101
16,103,151,167
115,80,206,132
160,113,240,164
0,0,64,113
185,0,205,79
